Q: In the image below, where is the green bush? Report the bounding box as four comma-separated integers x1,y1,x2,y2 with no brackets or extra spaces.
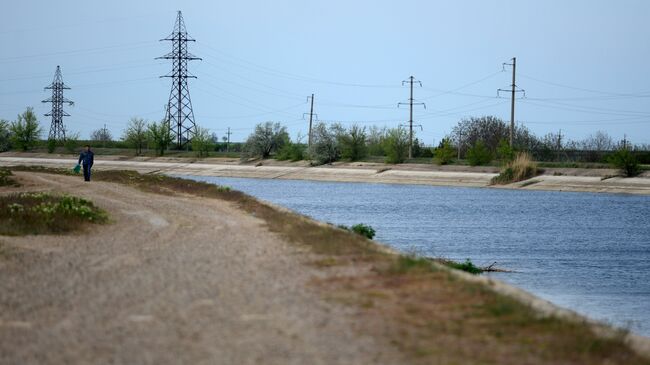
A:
276,142,305,161
496,138,515,163
608,148,640,177
47,138,57,153
467,141,493,166
0,192,108,235
351,223,376,239
434,137,455,165
339,124,368,161
383,127,409,164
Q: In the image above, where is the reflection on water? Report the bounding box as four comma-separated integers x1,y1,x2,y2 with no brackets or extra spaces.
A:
184,175,650,336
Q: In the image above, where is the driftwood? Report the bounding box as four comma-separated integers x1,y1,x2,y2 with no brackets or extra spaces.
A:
480,261,514,273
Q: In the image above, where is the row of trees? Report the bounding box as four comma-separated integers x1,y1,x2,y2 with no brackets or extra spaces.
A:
240,117,649,168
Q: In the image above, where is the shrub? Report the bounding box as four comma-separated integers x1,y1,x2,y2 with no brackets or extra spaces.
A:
243,122,289,159
608,148,640,177
351,223,376,239
496,138,515,163
276,142,305,161
339,124,368,161
434,137,455,165
9,107,41,151
491,152,538,184
445,259,483,274
467,140,493,166
309,122,341,165
47,138,57,153
0,192,108,235
383,127,409,164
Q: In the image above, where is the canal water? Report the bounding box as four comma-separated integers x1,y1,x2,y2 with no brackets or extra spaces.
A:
183,175,650,336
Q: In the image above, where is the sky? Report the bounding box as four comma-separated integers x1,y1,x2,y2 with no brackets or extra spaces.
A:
1,0,649,144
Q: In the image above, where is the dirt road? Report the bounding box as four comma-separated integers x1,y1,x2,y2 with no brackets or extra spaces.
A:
0,172,401,364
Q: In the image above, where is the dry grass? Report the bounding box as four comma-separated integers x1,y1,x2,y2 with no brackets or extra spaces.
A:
9,165,650,365
491,152,539,185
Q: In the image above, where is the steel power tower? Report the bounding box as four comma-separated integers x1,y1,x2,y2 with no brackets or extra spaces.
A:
399,76,425,159
42,66,73,141
157,11,201,149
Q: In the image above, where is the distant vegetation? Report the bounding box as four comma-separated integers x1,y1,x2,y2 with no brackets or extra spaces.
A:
1,109,649,173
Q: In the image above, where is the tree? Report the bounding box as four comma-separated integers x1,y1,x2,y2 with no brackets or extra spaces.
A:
339,124,368,161
367,125,387,156
123,117,148,155
242,121,289,159
309,122,341,165
9,107,41,151
467,140,493,166
276,134,305,162
148,119,174,156
90,127,113,143
382,127,409,164
434,137,455,165
0,119,10,152
449,116,540,153
496,138,515,163
191,126,215,158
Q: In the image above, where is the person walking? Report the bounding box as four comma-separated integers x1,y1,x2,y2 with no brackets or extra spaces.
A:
78,145,95,182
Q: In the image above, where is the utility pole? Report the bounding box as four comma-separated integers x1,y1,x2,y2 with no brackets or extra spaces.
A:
498,58,525,148
623,134,628,149
157,11,201,149
103,123,108,147
398,76,425,159
42,65,73,142
304,94,317,149
226,127,232,152
457,130,465,160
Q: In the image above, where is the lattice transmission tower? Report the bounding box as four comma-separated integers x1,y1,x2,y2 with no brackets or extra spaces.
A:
42,65,73,141
157,11,201,149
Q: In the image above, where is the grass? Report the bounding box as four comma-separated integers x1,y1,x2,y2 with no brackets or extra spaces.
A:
9,165,650,365
491,152,539,185
0,168,20,187
0,192,108,235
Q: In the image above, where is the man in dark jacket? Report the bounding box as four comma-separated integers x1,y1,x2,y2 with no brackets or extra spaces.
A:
78,145,94,182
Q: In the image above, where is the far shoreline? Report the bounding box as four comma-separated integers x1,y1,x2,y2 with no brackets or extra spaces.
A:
1,153,649,195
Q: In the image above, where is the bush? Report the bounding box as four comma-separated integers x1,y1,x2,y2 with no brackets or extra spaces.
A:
339,124,368,161
9,107,41,151
491,152,538,184
243,122,289,159
467,140,493,166
445,259,482,275
496,138,515,163
309,122,341,165
0,192,108,235
351,223,376,239
47,138,57,153
608,148,640,177
276,142,305,161
383,127,409,164
434,138,455,165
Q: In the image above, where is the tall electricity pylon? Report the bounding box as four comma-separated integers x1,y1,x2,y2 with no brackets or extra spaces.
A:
157,10,201,149
42,65,73,141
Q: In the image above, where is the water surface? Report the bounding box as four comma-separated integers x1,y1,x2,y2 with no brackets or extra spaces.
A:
184,175,650,336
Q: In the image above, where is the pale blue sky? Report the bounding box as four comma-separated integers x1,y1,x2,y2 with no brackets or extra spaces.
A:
1,0,649,144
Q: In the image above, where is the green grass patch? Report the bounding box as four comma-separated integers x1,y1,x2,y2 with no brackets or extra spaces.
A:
0,192,108,235
0,168,20,187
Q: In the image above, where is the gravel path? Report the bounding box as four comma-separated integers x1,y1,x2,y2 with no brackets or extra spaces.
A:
0,172,401,364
